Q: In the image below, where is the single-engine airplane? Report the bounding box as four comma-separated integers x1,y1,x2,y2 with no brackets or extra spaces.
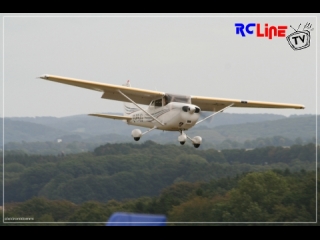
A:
40,74,304,148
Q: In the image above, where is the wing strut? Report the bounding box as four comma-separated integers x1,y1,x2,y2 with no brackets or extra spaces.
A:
117,90,164,126
195,103,234,125
142,126,158,136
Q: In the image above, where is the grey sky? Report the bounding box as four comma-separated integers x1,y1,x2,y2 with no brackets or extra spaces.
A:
1,13,318,118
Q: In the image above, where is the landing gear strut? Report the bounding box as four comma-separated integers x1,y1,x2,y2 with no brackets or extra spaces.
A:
178,130,202,148
178,131,187,145
131,126,157,141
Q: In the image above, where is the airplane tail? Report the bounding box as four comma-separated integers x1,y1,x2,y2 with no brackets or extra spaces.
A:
122,80,139,116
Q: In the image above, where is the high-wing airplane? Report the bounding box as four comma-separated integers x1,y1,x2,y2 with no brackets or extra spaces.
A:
40,74,304,148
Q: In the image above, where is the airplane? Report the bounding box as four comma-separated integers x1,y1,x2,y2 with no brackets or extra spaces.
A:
39,74,305,148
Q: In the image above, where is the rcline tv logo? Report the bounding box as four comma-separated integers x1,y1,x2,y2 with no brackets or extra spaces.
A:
286,23,313,51
235,23,288,39
235,22,313,51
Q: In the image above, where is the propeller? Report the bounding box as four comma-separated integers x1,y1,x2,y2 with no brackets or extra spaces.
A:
198,107,216,126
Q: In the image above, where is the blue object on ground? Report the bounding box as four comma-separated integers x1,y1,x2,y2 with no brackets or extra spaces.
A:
106,212,166,226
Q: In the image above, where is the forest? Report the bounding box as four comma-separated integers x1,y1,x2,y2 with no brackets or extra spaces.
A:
0,141,318,225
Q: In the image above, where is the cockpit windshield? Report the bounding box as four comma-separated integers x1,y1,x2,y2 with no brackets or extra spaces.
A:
164,94,191,105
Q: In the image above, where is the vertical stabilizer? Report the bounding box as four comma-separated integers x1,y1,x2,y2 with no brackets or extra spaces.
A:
122,80,139,116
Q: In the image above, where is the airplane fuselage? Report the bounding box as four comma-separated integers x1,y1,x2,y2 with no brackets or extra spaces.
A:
126,102,200,131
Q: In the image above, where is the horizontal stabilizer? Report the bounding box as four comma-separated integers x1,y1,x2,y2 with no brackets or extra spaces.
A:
88,113,132,120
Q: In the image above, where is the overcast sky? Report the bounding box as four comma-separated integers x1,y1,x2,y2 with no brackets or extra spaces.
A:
0,13,318,118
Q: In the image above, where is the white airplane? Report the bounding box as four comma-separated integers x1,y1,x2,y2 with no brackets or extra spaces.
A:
40,74,305,148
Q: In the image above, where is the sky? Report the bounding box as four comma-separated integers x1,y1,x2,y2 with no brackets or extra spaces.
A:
0,13,318,118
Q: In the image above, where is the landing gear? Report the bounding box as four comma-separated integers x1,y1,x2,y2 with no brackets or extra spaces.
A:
178,131,187,145
131,127,157,142
178,130,202,148
131,129,142,141
191,136,202,148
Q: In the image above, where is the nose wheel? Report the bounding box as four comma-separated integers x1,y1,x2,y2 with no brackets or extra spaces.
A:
178,131,187,145
178,130,202,148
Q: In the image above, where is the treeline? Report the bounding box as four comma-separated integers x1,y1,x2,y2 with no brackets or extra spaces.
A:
3,135,316,155
1,169,318,225
3,141,100,155
2,141,317,205
215,136,316,150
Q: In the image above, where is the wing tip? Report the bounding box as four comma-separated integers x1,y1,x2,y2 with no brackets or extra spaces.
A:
39,74,49,79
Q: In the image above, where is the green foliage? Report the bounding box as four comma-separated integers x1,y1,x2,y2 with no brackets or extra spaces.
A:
5,162,25,172
68,201,111,223
229,171,289,216
2,142,317,213
167,170,318,223
1,168,318,225
0,209,3,226
155,182,202,214
7,197,77,222
168,196,222,222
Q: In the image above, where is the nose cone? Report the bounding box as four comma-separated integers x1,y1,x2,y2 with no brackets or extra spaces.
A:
189,106,196,114
182,105,200,114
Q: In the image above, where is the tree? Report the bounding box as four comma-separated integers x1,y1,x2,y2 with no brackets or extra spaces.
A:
68,201,111,223
168,195,230,222
228,171,289,221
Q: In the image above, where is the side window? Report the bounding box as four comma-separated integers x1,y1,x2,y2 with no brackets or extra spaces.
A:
155,99,162,107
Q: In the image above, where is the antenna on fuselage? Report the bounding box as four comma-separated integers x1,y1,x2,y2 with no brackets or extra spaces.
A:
123,80,131,87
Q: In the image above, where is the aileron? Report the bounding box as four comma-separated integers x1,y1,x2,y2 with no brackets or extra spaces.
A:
191,96,304,111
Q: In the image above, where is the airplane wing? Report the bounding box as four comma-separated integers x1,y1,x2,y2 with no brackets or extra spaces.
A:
88,113,132,120
191,96,305,111
40,74,164,105
40,74,304,111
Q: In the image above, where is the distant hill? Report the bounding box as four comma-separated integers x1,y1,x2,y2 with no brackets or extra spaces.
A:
2,119,68,144
8,114,136,136
1,114,317,149
189,114,316,144
8,112,286,130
